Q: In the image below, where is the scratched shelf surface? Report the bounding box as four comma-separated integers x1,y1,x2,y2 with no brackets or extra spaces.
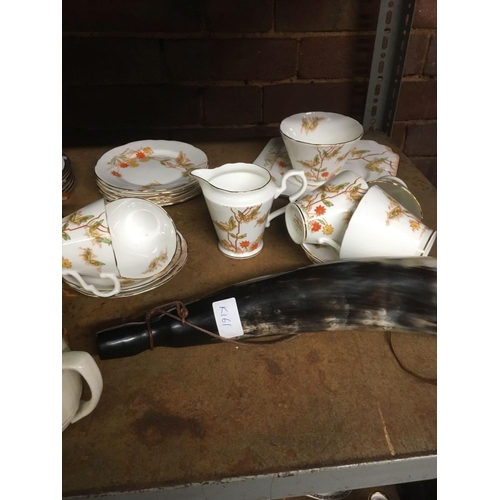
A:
62,132,437,498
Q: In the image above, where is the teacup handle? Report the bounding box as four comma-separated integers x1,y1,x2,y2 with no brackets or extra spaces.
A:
266,170,308,226
317,236,341,253
62,351,103,426
62,270,121,298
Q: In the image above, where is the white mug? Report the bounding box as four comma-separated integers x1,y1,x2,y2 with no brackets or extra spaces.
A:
339,185,437,259
62,339,103,431
285,170,368,251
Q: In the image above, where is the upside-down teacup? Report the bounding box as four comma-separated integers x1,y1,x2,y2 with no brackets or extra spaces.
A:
367,178,423,220
339,185,437,259
285,170,368,251
105,198,178,279
280,112,364,187
62,198,122,297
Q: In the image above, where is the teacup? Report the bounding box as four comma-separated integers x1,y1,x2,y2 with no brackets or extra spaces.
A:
63,198,178,295
62,198,122,297
285,170,368,251
105,198,177,278
378,175,407,187
62,339,103,431
367,178,423,219
280,112,364,187
339,185,437,259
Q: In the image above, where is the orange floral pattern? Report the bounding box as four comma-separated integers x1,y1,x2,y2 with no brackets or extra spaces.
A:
62,204,115,273
142,251,168,274
262,144,291,184
296,146,351,183
62,211,112,247
213,205,267,254
297,176,366,236
385,197,423,232
349,148,398,176
107,146,197,182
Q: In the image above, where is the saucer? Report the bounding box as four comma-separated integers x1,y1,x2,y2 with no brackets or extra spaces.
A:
347,140,399,179
95,140,208,191
254,138,400,197
62,231,188,297
302,242,340,264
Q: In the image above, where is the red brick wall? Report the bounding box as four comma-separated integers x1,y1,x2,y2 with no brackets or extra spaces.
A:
391,0,437,186
62,0,437,186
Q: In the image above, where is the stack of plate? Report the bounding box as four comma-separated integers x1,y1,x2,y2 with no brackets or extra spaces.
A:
94,140,208,206
62,231,188,298
62,154,75,197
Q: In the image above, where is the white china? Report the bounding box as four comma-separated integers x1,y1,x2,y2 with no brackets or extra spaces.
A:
94,140,208,206
95,174,201,206
63,231,188,298
62,270,121,298
302,242,340,264
378,175,407,187
62,339,103,431
254,137,401,196
280,112,364,186
285,170,368,251
281,111,363,145
367,178,423,219
62,198,122,297
339,185,436,259
63,198,179,296
95,140,208,191
347,140,400,179
191,163,307,258
105,198,178,279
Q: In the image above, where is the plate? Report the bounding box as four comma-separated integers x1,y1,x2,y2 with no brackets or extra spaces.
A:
348,140,399,179
254,138,400,197
95,140,208,191
95,175,201,206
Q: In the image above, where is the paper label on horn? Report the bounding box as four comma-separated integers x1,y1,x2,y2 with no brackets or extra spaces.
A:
212,297,244,339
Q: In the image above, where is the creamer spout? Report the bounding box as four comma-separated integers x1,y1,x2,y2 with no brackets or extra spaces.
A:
190,168,213,184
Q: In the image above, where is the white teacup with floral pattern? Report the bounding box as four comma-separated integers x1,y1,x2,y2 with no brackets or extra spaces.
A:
339,185,437,259
367,178,423,220
62,198,121,298
280,112,364,187
105,198,177,279
285,170,368,251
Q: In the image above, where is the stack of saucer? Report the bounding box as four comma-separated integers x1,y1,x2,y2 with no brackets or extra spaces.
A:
94,140,208,206
62,154,75,197
62,230,188,298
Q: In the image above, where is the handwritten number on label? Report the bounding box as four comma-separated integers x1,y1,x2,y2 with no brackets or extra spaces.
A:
212,298,244,338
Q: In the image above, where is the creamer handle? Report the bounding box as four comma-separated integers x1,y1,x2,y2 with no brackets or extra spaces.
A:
267,171,308,226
